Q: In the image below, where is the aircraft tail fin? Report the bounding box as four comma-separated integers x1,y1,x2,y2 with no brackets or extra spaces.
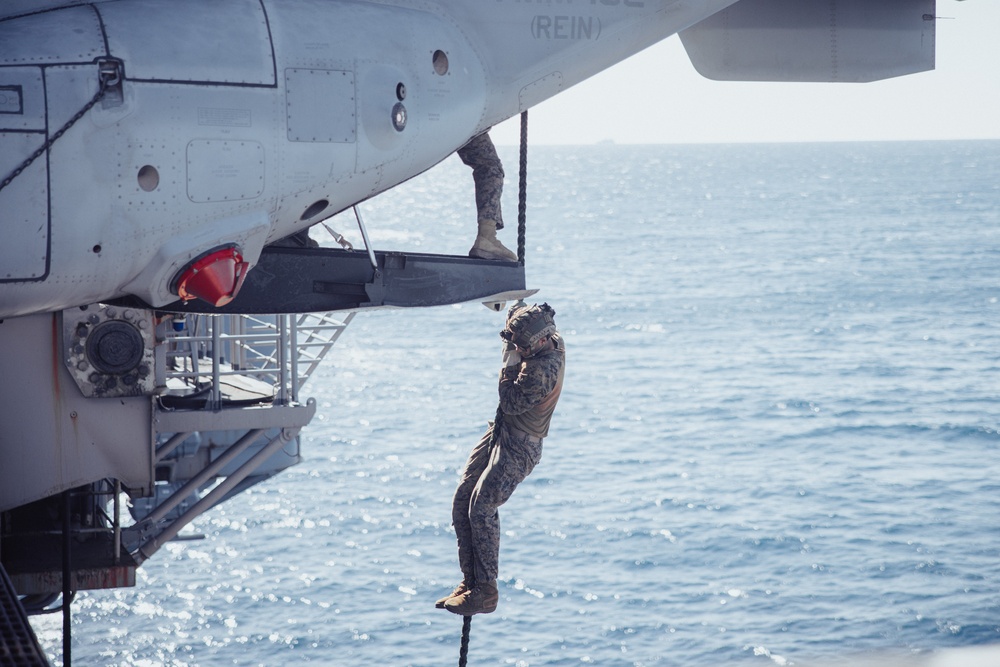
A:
679,0,935,83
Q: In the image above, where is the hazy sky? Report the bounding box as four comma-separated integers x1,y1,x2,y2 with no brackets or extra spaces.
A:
492,1,999,145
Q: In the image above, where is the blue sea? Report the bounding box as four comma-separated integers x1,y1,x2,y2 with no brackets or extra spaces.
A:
33,140,1000,666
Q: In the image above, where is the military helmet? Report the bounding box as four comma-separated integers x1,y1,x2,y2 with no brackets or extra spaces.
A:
501,303,557,350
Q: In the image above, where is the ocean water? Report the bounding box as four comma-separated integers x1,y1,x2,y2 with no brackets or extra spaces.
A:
32,140,1000,666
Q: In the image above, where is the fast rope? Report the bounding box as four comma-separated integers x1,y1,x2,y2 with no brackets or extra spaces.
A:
516,110,528,265
0,60,119,195
458,615,472,666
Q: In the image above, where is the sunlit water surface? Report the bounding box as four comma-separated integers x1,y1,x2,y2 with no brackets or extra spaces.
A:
33,141,1000,666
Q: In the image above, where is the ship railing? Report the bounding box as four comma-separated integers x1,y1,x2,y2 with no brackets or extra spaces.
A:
125,309,353,564
160,310,355,407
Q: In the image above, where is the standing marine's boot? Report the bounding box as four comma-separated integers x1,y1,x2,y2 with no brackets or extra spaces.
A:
469,219,518,262
444,580,499,616
435,580,471,609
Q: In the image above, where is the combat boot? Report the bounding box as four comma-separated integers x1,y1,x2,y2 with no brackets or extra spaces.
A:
469,219,517,262
444,580,498,616
435,580,471,609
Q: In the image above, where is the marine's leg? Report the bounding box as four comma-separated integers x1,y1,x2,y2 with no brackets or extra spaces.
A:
457,132,505,229
458,133,517,261
445,428,542,615
467,429,542,583
445,426,494,591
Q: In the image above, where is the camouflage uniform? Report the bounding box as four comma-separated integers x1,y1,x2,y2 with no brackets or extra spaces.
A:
451,333,565,585
457,131,505,230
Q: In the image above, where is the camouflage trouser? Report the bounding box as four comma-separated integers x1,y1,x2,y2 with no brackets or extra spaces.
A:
457,132,505,229
452,422,542,584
